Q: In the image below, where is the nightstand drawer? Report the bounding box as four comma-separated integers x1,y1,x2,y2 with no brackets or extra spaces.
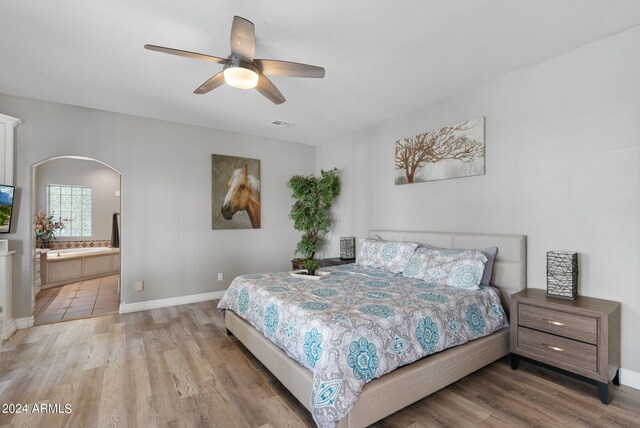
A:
519,304,597,344
518,327,597,373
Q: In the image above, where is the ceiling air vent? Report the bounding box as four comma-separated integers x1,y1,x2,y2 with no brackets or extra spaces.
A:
268,119,293,128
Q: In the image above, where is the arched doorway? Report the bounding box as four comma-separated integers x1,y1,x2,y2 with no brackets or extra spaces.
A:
30,156,122,324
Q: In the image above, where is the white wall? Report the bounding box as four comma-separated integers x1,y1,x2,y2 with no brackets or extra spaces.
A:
318,26,640,374
35,157,121,241
0,123,5,183
0,94,315,318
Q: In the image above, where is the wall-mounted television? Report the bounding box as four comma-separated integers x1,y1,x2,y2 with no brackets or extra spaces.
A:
0,184,15,233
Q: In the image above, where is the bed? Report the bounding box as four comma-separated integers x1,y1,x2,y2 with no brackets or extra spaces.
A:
220,230,526,427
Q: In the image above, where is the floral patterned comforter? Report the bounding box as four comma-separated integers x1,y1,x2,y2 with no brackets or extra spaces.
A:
217,264,509,427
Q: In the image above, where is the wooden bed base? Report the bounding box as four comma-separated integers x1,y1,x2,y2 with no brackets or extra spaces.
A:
226,310,509,428
224,230,526,427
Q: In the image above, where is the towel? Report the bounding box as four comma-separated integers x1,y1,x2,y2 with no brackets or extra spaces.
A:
111,213,120,248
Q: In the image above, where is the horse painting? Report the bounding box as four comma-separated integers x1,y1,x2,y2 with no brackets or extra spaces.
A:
220,161,261,228
212,154,261,230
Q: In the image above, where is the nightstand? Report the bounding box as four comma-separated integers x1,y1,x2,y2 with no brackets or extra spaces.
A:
320,257,355,267
510,289,620,404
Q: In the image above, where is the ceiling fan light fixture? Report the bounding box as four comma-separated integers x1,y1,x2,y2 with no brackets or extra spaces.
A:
223,66,259,89
145,16,324,103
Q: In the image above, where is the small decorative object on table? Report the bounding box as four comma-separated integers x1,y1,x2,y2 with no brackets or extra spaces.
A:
546,251,578,299
303,259,320,276
290,270,331,280
340,236,356,259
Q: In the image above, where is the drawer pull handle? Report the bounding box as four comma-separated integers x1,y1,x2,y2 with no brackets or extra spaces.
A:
544,319,565,326
543,343,564,352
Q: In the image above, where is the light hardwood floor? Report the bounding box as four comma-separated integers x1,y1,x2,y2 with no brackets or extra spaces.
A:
1,300,638,427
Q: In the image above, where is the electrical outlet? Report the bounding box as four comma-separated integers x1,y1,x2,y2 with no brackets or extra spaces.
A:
135,280,144,291
217,273,224,281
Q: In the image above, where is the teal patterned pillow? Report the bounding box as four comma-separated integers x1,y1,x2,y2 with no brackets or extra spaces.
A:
356,239,418,274
420,244,497,285
403,247,487,290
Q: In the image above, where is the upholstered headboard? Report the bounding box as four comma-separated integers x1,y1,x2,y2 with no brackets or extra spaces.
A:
368,230,527,315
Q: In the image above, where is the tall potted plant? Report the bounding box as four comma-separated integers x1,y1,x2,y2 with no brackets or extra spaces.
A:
287,168,340,269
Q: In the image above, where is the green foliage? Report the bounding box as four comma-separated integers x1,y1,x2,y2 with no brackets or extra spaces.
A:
303,259,320,271
34,210,68,240
287,168,340,260
0,206,11,226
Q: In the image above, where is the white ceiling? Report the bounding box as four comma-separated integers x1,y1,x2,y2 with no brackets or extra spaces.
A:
1,1,639,145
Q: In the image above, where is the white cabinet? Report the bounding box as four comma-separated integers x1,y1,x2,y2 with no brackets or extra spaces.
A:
0,250,15,340
0,113,22,186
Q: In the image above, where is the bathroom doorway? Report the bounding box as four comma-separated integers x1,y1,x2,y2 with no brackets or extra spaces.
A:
31,156,121,324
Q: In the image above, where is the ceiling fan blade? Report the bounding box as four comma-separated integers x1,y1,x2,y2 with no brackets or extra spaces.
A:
144,44,228,65
254,59,325,78
194,71,226,94
255,72,285,104
230,16,256,61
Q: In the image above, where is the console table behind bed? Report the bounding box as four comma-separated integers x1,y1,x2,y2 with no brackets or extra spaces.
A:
225,230,526,428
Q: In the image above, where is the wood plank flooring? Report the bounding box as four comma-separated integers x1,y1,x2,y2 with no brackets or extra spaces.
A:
1,300,639,428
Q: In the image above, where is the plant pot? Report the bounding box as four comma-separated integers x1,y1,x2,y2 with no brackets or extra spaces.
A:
292,258,306,270
38,238,49,249
292,259,323,271
307,269,316,276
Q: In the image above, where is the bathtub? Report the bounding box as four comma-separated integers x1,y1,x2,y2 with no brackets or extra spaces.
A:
40,247,120,288
47,247,115,259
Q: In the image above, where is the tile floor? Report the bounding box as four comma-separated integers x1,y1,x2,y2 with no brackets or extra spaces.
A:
34,274,120,325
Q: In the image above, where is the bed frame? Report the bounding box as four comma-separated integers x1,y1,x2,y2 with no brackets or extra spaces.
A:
225,230,526,427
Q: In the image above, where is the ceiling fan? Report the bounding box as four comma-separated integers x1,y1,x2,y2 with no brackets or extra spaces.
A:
144,16,325,105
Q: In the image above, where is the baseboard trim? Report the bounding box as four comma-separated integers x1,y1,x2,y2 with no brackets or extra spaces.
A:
119,290,227,314
16,316,34,329
620,368,640,390
1,318,16,340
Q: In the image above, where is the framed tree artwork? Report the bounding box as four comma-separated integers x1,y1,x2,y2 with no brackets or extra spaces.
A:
394,118,485,184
